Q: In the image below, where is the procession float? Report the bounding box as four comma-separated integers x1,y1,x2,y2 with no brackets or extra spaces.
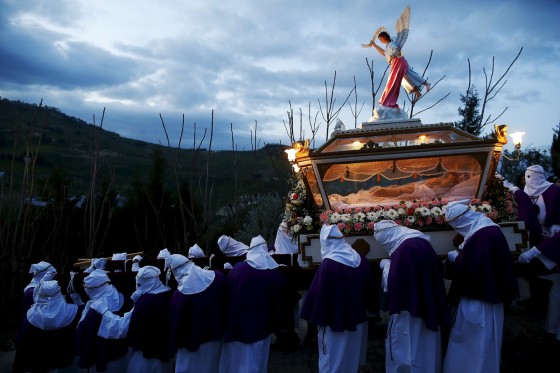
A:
283,118,528,267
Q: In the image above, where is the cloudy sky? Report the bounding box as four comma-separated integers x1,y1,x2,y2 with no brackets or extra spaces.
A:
1,0,559,151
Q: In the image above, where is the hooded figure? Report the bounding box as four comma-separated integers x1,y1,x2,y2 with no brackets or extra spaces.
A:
22,261,56,315
84,258,107,274
217,235,249,257
169,252,227,373
14,279,82,372
501,175,543,246
442,200,519,373
219,235,292,373
165,254,194,286
524,165,560,236
520,165,560,343
132,255,143,272
188,244,206,259
300,225,375,373
246,235,280,270
373,220,449,373
93,266,173,373
157,248,171,260
274,221,298,255
76,269,130,372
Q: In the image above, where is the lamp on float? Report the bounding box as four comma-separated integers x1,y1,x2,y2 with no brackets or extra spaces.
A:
502,131,525,161
285,148,298,162
418,134,427,145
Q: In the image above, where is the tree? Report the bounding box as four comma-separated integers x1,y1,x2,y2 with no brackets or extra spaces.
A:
318,71,354,141
455,85,483,136
458,48,523,137
236,193,284,244
551,122,560,176
499,146,552,184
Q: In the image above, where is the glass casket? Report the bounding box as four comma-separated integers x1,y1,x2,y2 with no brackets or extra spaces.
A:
288,119,527,265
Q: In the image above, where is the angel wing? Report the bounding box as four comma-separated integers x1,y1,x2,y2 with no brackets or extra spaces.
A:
394,5,410,50
361,26,389,48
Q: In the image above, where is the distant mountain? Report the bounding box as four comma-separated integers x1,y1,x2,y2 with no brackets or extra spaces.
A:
0,98,292,206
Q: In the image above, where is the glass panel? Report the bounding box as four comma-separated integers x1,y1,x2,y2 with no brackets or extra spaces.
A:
304,168,323,207
318,154,483,210
320,130,473,153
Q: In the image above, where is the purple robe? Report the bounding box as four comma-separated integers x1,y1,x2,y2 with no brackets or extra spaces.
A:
542,185,560,228
536,234,560,264
300,256,375,332
14,310,81,373
387,237,450,331
169,271,227,353
22,287,35,315
514,189,543,244
76,306,129,371
448,226,519,305
223,262,291,343
128,290,173,362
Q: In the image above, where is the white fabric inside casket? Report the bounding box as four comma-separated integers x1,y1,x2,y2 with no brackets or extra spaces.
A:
322,156,482,209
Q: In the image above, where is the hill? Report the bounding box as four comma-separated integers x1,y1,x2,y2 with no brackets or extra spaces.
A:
0,98,292,206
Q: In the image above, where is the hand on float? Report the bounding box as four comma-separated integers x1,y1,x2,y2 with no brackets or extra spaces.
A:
91,300,109,315
379,259,391,270
447,250,460,263
518,247,541,264
69,292,83,305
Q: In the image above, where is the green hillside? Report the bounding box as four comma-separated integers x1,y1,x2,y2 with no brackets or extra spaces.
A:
0,98,292,206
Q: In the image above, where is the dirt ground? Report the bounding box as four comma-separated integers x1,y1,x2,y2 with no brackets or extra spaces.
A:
266,300,558,373
1,280,558,373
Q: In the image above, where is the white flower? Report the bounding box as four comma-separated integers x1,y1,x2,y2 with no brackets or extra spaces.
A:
341,213,352,223
479,204,492,212
293,224,301,233
303,215,313,225
354,212,366,222
415,207,430,217
397,208,406,215
407,216,415,223
430,207,443,216
366,212,377,221
405,201,413,208
386,209,399,219
329,212,341,223
469,205,477,211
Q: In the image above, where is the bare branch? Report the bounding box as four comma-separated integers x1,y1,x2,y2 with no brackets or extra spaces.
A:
412,92,451,117
318,71,355,140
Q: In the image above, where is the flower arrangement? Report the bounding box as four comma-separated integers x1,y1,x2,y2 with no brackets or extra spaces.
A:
283,173,318,238
284,173,518,238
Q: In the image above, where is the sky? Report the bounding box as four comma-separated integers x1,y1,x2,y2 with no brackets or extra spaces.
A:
1,0,559,151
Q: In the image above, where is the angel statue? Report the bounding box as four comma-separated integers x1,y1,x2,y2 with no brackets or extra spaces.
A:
362,5,430,120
